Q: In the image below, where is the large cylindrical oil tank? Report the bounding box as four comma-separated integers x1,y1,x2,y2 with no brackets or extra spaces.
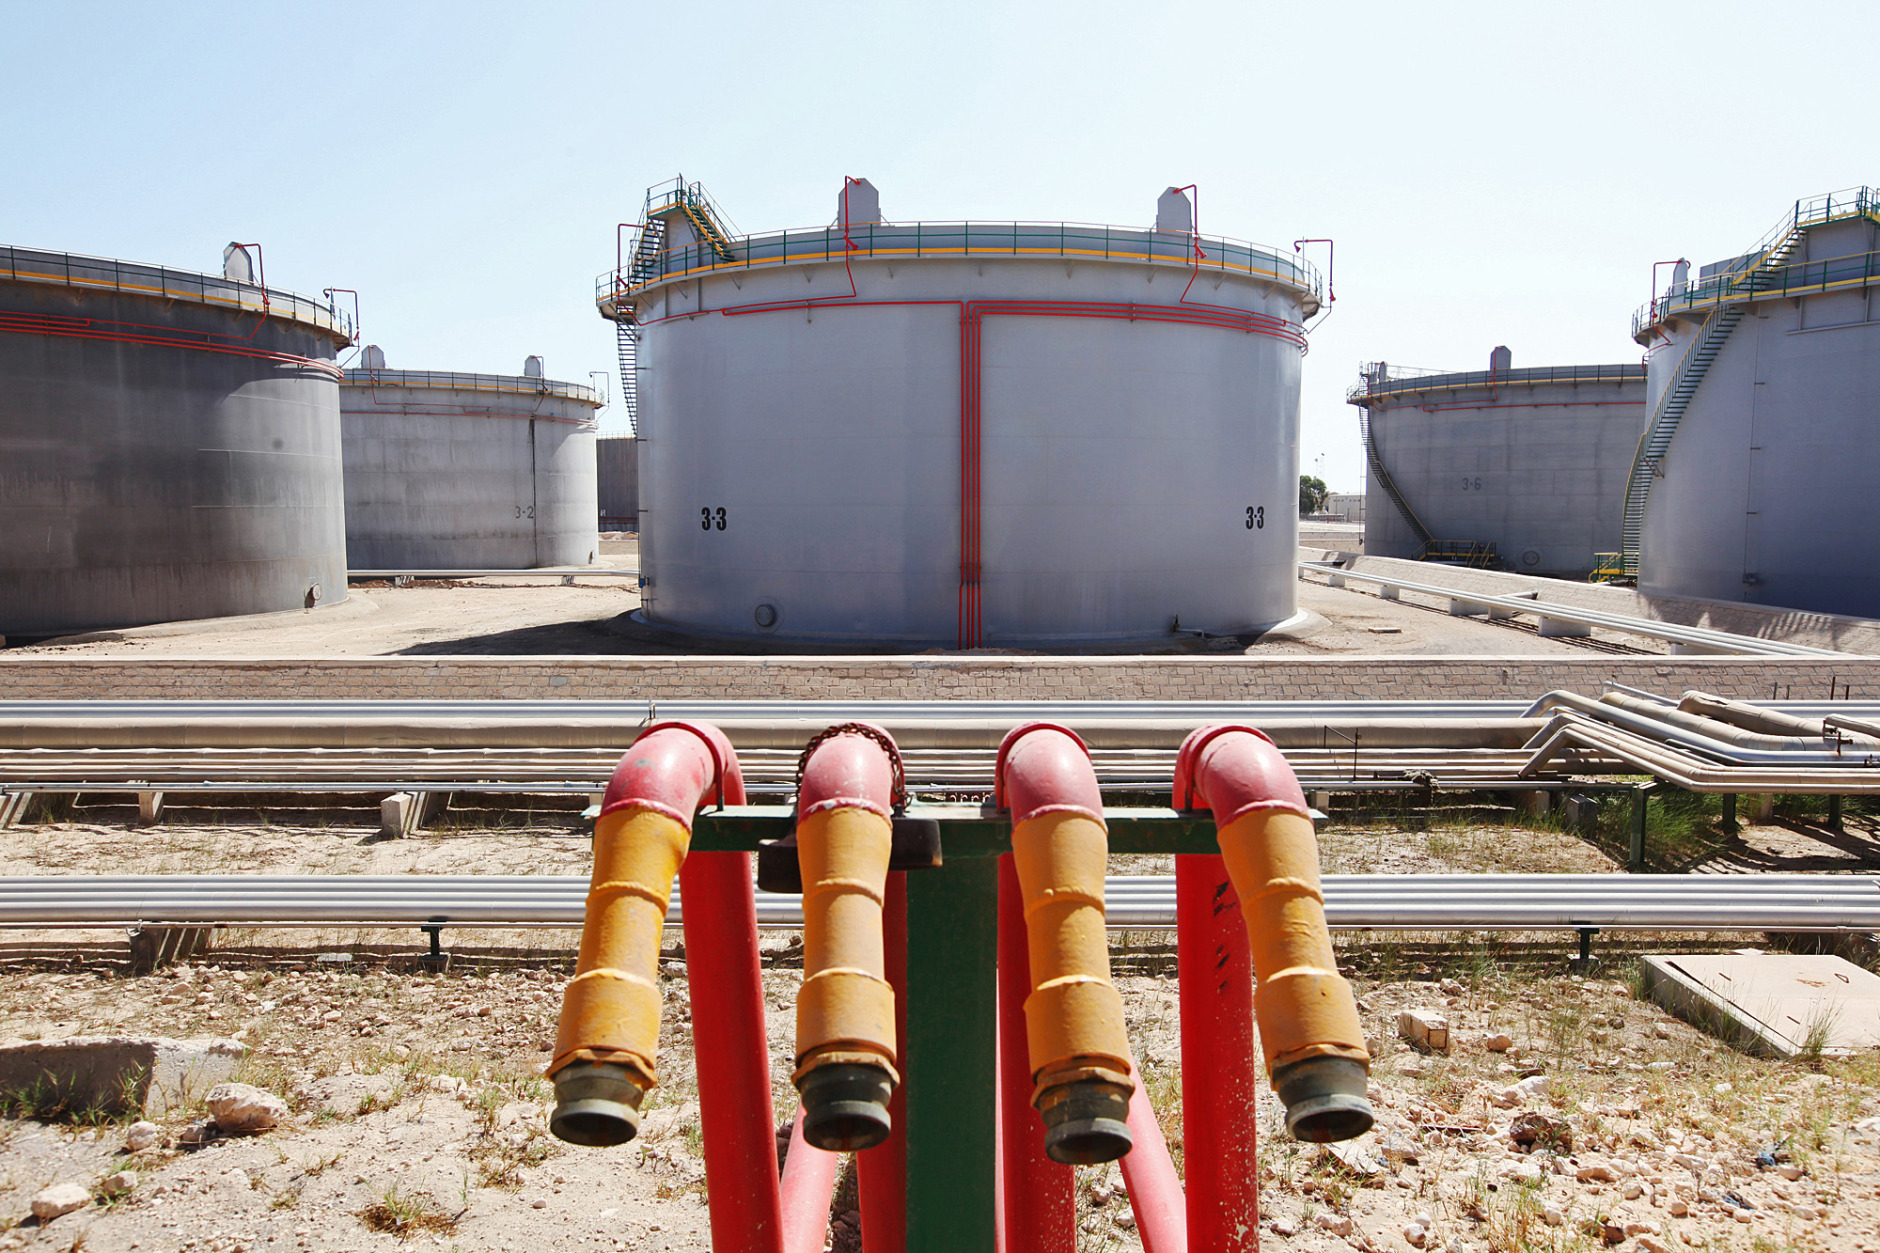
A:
0,244,353,638
597,436,639,527
1348,349,1646,577
340,353,602,569
600,178,1322,646
1633,188,1880,617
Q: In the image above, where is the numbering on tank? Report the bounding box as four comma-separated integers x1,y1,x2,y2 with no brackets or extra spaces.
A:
1245,505,1265,530
514,504,535,519
700,506,727,531
1460,477,1483,491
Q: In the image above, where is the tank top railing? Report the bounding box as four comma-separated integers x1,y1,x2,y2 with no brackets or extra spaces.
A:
1,245,354,341
342,368,602,406
1631,186,1880,336
595,220,1323,307
1347,362,1644,404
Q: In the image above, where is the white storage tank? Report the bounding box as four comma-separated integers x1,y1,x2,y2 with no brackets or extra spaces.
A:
599,177,1323,646
1348,349,1646,576
341,352,602,569
597,436,639,528
1630,187,1880,617
0,243,353,638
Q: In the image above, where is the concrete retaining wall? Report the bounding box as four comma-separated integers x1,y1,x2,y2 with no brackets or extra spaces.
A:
4,655,1878,702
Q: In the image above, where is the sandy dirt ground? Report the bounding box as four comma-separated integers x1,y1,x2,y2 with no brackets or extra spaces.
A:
0,811,1874,1251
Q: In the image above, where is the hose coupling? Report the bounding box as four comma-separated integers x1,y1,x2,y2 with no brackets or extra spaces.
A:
549,1059,649,1147
1272,1056,1375,1143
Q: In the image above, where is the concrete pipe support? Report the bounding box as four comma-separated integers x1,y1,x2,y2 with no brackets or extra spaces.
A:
995,723,1136,1165
549,721,742,1146
792,725,901,1151
1174,724,1375,1142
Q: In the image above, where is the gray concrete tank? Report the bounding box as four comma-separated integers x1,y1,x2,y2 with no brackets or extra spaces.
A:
0,244,353,638
1347,350,1646,577
597,436,639,527
598,177,1322,646
1632,187,1880,617
340,354,602,569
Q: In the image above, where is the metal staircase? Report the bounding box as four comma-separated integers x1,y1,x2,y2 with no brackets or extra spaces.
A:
614,322,641,436
1617,223,1813,575
1356,405,1436,550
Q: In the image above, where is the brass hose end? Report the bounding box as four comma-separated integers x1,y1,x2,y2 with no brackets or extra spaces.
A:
1272,1056,1374,1143
797,1060,895,1152
1037,1077,1133,1165
549,1060,648,1147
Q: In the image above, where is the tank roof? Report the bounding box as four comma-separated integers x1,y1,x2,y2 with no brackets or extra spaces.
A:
2,243,354,343
342,366,602,407
1347,361,1643,407
1632,185,1880,341
599,178,1321,321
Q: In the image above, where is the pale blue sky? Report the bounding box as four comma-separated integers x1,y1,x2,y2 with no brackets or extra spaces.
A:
5,0,1874,489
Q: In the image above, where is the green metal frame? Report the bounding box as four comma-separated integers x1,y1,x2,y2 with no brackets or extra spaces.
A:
691,804,1217,1249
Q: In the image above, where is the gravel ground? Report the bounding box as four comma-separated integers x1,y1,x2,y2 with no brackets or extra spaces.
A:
0,813,1873,1250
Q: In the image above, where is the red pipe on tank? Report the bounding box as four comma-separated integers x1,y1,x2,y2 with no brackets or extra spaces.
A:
779,1108,842,1253
997,854,1075,1252
1176,855,1261,1252
1117,1068,1187,1253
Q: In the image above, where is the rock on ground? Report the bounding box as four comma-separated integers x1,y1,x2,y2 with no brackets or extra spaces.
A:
206,1081,287,1133
29,1181,90,1221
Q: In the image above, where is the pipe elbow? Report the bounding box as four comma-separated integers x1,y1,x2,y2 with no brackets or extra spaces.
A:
1174,724,1308,826
600,720,746,825
797,722,896,819
995,722,1103,825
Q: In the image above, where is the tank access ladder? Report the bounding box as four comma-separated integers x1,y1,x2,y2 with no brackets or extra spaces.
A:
1620,209,1826,576
1355,404,1436,550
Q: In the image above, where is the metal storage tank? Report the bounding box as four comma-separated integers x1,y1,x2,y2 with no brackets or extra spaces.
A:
1630,187,1880,617
0,243,354,638
1347,349,1646,577
340,352,602,569
599,176,1323,646
597,436,639,528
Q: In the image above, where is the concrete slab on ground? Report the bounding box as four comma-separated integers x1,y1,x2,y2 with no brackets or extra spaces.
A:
0,1034,245,1115
1643,952,1880,1058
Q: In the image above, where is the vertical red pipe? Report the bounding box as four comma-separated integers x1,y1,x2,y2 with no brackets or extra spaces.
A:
681,849,785,1253
859,872,909,1253
1119,1070,1188,1253
780,1108,842,1253
996,854,1075,1251
1177,854,1260,1253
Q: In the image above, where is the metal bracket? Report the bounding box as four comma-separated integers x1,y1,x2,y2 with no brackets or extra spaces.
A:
756,816,943,895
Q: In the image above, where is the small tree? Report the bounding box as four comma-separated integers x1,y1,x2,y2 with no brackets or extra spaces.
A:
1299,474,1330,516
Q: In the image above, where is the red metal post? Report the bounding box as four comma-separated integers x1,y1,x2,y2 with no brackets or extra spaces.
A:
681,848,785,1253
780,1108,842,1253
1176,854,1260,1252
858,872,909,1253
996,854,1075,1251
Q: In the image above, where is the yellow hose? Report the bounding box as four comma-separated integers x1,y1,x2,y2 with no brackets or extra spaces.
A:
794,805,898,1083
1010,810,1132,1099
1216,808,1369,1074
549,804,688,1094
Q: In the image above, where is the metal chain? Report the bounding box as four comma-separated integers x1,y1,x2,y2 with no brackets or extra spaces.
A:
792,723,907,814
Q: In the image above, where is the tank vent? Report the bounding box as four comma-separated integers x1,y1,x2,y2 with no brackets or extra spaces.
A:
1489,345,1512,374
524,355,545,378
222,243,255,283
1155,187,1193,234
361,344,386,370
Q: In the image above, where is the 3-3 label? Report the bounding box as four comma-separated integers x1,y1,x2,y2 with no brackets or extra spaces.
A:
1245,505,1265,530
700,506,727,531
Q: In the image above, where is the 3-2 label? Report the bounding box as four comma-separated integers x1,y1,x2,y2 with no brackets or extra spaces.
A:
1245,505,1265,530
700,506,727,531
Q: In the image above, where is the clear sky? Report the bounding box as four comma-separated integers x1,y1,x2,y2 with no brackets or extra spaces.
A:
5,0,1874,488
